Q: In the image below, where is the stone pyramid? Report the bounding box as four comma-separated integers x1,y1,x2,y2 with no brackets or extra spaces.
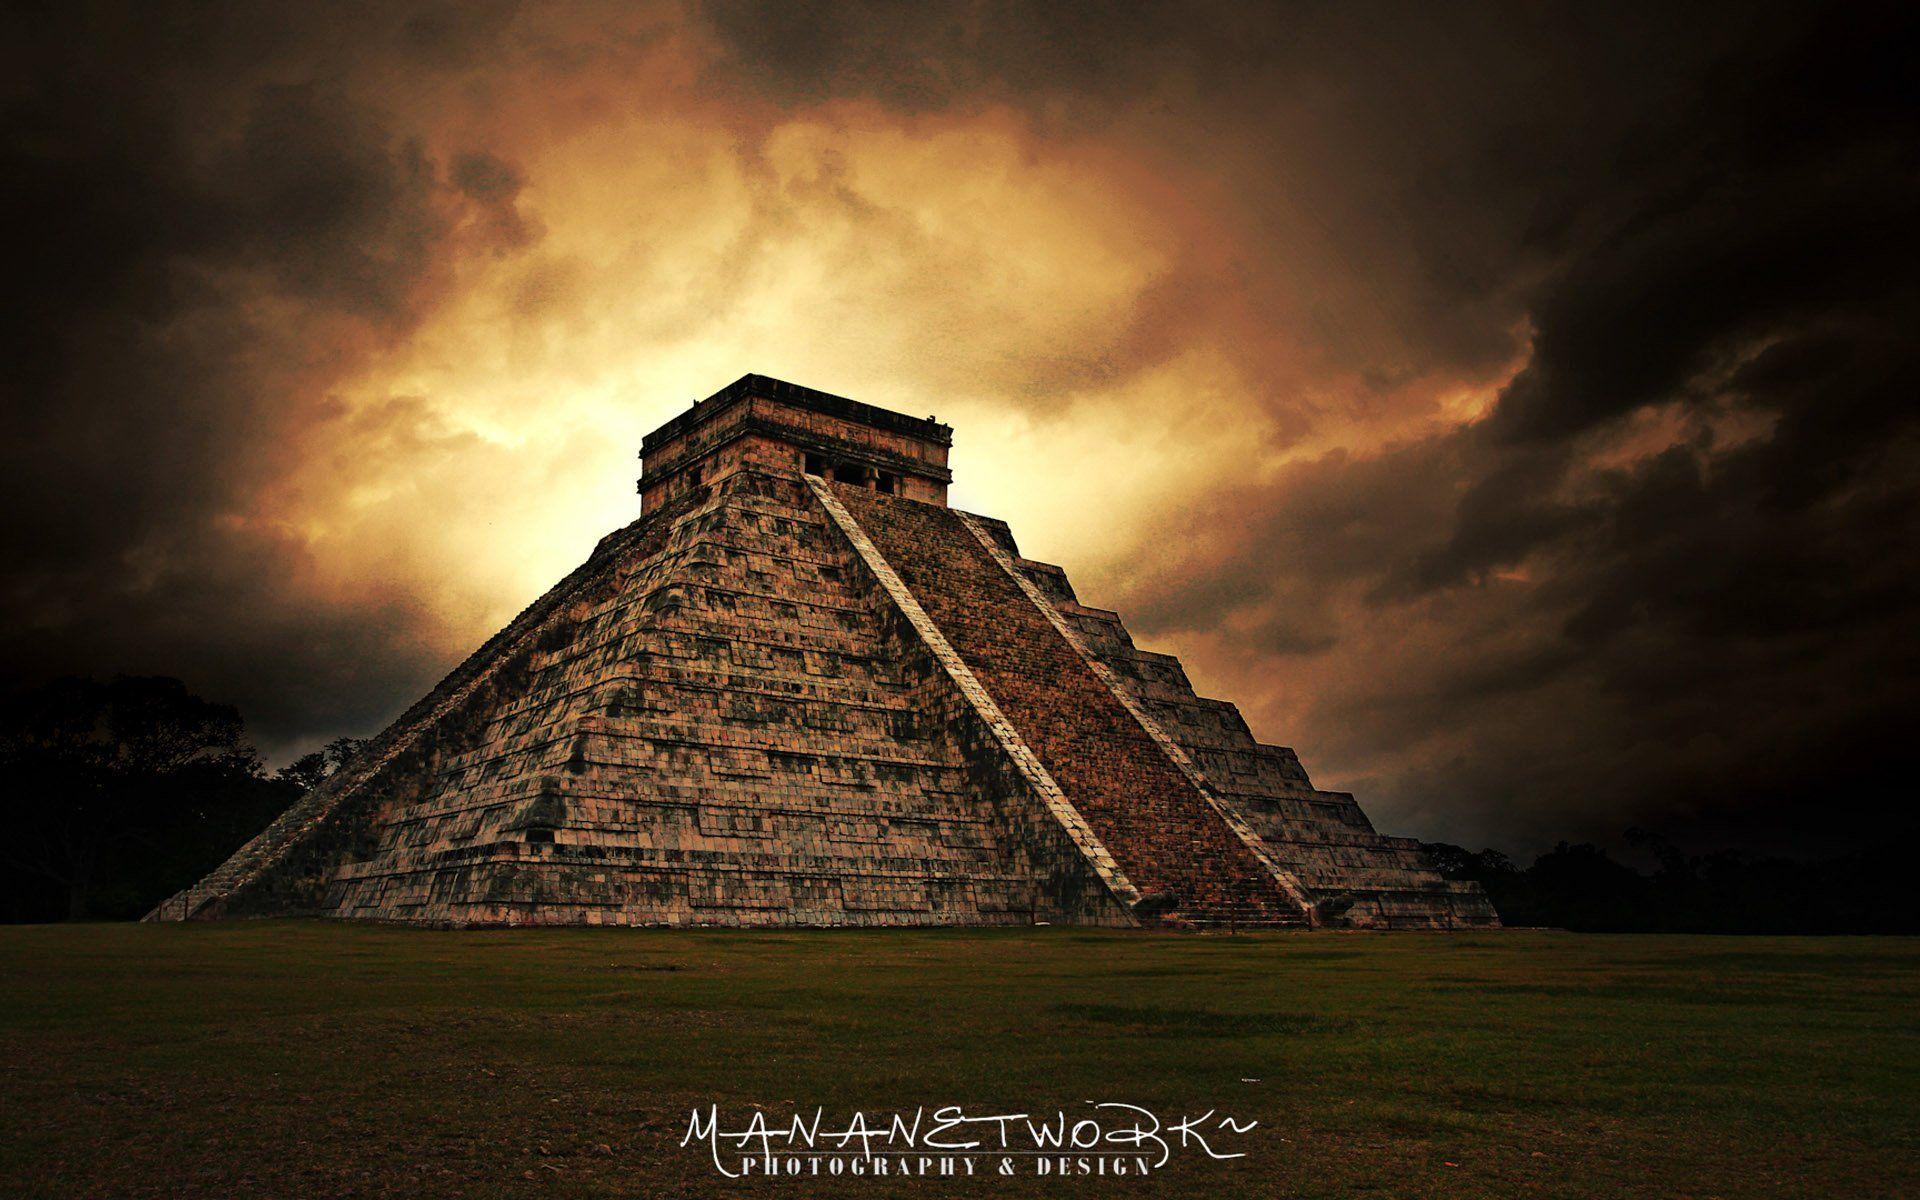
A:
151,375,1495,930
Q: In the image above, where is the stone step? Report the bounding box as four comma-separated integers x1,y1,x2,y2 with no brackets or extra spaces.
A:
832,485,1309,929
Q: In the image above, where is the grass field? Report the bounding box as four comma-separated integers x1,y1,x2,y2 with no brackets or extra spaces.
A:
0,924,1914,1198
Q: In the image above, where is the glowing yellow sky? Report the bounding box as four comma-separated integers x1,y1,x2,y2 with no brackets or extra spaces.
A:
12,1,1909,853
271,47,1456,588
219,8,1546,839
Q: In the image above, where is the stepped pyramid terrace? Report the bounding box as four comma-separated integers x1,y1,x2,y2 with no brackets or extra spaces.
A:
151,375,1496,930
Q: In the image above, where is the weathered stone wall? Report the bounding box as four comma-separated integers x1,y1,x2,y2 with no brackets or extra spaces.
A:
990,527,1498,929
156,428,1489,930
831,485,1308,928
641,377,951,512
145,498,686,922
179,468,1132,926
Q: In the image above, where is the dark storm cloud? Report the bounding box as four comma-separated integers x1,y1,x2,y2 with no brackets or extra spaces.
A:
3,0,1914,860
0,3,533,752
698,0,1203,112
1100,2,1920,851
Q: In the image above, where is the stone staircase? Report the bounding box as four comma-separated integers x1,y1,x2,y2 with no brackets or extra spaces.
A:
831,485,1309,929
1165,905,1308,931
1003,534,1500,929
152,456,1482,930
312,475,1119,926
146,793,331,920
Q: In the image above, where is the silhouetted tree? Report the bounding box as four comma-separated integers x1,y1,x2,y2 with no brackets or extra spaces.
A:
1423,835,1920,934
275,736,369,792
0,677,297,921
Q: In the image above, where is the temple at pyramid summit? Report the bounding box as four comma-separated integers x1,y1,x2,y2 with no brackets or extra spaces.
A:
150,375,1496,930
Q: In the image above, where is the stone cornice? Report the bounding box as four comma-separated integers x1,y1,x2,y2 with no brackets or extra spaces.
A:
639,417,954,499
642,373,953,453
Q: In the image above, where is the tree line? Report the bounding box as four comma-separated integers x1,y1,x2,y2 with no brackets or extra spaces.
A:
3,674,1913,932
1421,836,1920,934
0,676,361,922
